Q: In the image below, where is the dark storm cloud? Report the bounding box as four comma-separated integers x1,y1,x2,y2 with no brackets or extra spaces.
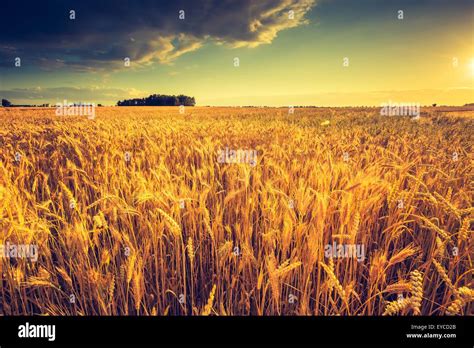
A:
0,0,316,69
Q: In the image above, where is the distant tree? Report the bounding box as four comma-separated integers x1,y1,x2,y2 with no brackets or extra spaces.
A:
117,94,195,106
2,99,11,107
432,103,437,107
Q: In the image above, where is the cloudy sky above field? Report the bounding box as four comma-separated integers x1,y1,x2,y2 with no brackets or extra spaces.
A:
0,0,473,106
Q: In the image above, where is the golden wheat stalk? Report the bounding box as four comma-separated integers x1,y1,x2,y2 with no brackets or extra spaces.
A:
432,260,457,294
187,237,194,265
201,284,216,315
320,262,347,302
409,270,423,315
383,298,411,316
156,208,182,238
446,287,474,315
458,218,470,243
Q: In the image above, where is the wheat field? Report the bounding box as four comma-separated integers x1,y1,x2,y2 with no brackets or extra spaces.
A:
0,106,472,316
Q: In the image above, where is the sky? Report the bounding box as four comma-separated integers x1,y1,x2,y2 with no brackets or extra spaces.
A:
0,0,473,106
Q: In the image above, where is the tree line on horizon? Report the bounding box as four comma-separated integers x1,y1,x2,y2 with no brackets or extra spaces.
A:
2,97,474,108
116,94,196,106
